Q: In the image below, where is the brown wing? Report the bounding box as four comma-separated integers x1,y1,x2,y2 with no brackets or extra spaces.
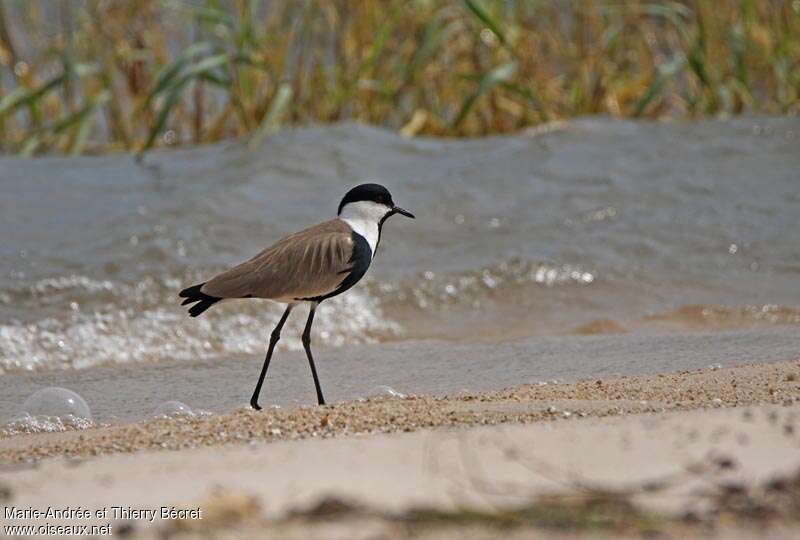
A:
201,219,354,301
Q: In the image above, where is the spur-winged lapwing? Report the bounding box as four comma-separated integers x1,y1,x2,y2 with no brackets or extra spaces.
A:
179,183,414,409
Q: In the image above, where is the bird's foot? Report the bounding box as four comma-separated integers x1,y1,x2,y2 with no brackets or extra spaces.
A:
250,399,262,411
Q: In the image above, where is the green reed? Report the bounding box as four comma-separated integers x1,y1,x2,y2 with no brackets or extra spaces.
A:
0,0,798,155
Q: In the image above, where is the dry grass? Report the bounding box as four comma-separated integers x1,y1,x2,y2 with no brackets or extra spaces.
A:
0,0,798,155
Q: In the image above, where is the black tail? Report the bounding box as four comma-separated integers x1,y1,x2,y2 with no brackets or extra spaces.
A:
179,283,221,317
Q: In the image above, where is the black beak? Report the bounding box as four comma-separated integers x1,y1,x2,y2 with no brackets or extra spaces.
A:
392,206,415,219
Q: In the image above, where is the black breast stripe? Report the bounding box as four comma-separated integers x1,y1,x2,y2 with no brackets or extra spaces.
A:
375,212,391,255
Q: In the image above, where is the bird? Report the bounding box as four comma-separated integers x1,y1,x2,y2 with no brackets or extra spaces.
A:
179,183,415,410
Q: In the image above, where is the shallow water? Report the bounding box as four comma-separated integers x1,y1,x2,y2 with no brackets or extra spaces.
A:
1,117,799,421
1,327,799,424
2,117,799,372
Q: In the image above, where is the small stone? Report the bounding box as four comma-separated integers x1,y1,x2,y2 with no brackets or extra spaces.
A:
116,522,135,538
712,455,737,470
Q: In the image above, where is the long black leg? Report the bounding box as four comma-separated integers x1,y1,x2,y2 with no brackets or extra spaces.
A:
250,304,294,410
301,303,325,405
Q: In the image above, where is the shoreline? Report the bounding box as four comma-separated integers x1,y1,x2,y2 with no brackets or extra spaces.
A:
0,359,799,538
2,358,797,463
3,325,800,426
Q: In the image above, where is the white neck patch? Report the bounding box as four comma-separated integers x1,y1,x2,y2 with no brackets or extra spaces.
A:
339,200,391,256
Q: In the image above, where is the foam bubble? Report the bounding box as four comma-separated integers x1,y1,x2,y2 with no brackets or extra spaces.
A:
3,388,94,435
21,387,92,421
372,385,407,399
3,412,93,435
153,400,194,418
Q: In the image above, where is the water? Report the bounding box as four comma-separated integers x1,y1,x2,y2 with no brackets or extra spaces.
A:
1,327,798,423
0,117,799,421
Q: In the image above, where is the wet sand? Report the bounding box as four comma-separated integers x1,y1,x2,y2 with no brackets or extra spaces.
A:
1,358,799,463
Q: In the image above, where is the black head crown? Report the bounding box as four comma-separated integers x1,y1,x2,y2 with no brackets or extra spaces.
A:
338,183,393,215
338,183,416,219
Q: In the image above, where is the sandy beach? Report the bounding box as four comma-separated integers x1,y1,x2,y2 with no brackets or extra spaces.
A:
2,358,799,538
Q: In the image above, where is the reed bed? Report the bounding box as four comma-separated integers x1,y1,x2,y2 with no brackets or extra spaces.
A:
0,0,798,155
